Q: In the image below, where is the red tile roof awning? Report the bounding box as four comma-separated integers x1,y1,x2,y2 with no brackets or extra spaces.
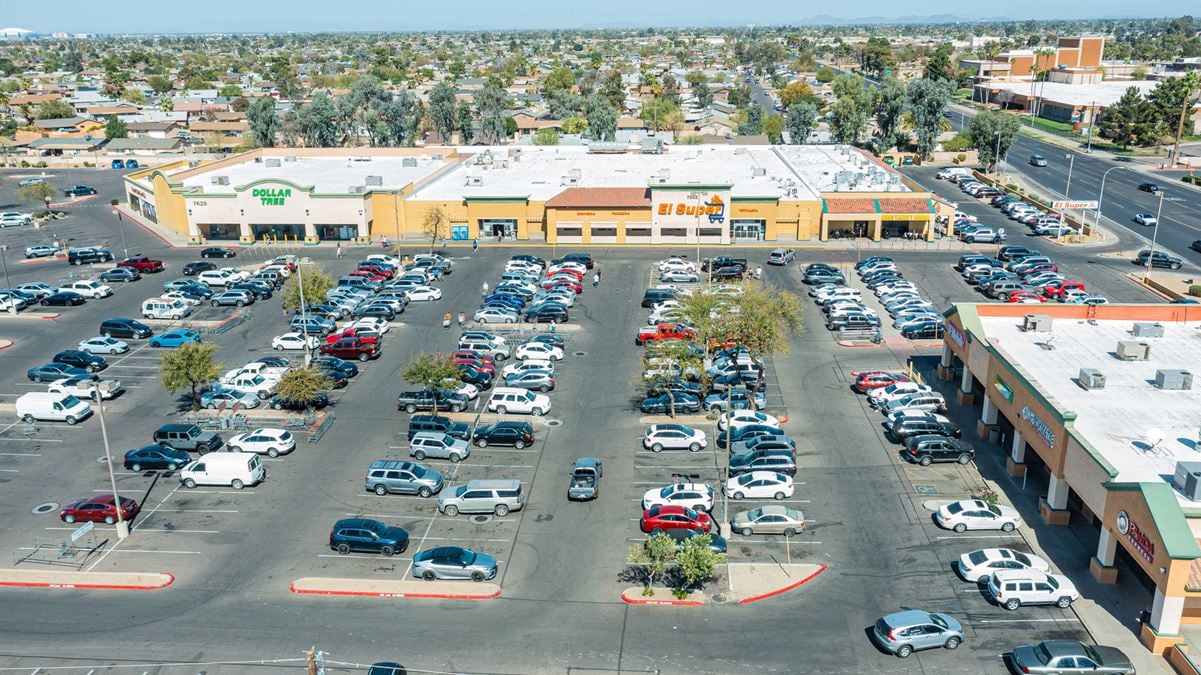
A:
545,188,651,209
824,198,878,214
878,197,932,214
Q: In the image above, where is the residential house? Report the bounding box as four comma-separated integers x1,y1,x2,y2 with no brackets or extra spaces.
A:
33,116,104,136
106,137,185,155
125,120,181,139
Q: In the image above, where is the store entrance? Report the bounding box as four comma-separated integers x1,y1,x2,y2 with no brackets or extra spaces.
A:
204,223,241,240
731,219,765,241
251,223,304,241
479,219,517,240
317,224,357,241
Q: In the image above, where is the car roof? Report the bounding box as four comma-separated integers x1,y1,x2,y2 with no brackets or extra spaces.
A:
881,609,937,628
1039,640,1088,658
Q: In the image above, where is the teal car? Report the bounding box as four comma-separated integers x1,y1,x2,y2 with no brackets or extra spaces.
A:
150,329,202,348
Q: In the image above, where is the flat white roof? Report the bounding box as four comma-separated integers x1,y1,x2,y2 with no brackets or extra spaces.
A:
174,154,452,195
411,145,909,202
981,315,1201,507
981,80,1159,108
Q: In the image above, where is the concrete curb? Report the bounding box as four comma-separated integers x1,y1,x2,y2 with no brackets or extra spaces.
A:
736,564,828,604
0,569,174,591
17,256,65,266
621,587,705,606
50,194,98,208
0,339,12,350
290,577,500,600
0,312,62,320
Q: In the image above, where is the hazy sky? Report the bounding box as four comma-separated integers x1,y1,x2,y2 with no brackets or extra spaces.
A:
4,0,1195,33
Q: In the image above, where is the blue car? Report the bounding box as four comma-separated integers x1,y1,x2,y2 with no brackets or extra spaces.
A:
483,293,526,309
149,329,202,348
28,363,89,382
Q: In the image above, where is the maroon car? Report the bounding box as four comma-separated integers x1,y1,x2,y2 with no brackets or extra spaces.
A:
116,256,165,273
453,356,495,374
60,494,139,524
355,263,394,279
319,337,380,362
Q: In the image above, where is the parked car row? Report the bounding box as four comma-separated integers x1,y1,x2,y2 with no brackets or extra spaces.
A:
476,252,590,324
955,247,1108,305
940,169,1077,241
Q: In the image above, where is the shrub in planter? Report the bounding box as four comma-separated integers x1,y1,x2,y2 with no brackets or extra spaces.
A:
1189,285,1201,297
1005,184,1021,192
952,156,960,164
19,160,29,168
956,153,967,163
110,198,119,206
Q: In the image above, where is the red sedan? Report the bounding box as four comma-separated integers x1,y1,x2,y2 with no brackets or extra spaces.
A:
1007,291,1046,304
356,264,394,279
1043,280,1085,299
852,371,910,394
453,356,495,374
545,268,584,280
640,505,713,534
325,327,380,345
451,349,494,364
347,270,387,283
60,495,139,525
541,279,583,294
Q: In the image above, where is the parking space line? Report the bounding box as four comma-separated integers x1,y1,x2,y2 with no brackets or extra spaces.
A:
87,548,203,555
153,509,238,514
732,539,822,545
0,452,41,456
934,534,1015,540
85,483,183,572
465,463,534,468
344,512,436,520
421,537,513,543
317,554,414,561
0,469,18,473
975,617,1081,624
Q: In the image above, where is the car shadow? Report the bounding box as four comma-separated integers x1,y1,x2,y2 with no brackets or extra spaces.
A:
862,625,893,656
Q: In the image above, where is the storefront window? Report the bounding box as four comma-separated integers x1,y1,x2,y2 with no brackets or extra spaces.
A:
591,227,617,238
252,223,304,241
479,219,517,240
626,227,652,238
556,227,582,237
142,203,158,224
660,228,688,238
317,224,357,241
699,227,724,238
731,219,765,240
204,223,241,240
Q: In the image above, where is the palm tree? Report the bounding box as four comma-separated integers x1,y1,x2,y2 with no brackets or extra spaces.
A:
159,98,174,113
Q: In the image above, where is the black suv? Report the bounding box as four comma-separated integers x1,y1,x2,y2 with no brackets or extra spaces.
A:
702,256,748,272
53,350,107,372
329,518,408,557
641,288,676,308
183,261,217,276
396,389,468,413
472,421,535,448
997,246,1039,263
68,248,114,265
407,414,471,441
99,318,153,339
884,414,961,442
1135,250,1183,270
552,252,594,268
152,423,223,453
903,435,974,465
270,391,330,410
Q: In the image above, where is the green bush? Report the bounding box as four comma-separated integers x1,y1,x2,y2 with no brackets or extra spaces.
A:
82,162,93,168
1005,184,1021,192
19,160,29,167
956,153,967,163
1182,175,1201,186
1190,285,1201,297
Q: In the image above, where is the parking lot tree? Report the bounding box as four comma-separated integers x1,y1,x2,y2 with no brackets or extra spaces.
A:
873,77,906,153
422,206,448,251
968,109,1022,170
627,531,676,596
763,114,784,144
401,353,462,413
906,77,953,160
160,342,222,410
674,533,726,597
104,116,128,139
786,102,818,145
35,98,75,120
274,368,333,409
724,282,804,356
280,266,334,312
18,181,56,215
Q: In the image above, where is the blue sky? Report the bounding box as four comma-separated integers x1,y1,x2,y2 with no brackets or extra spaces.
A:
4,0,1196,33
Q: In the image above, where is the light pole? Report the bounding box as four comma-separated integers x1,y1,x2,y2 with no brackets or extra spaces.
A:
0,245,10,290
992,132,1003,175
112,209,128,259
1143,191,1166,283
85,381,129,540
296,262,311,367
1094,166,1129,231
1064,153,1075,198
1084,99,1096,153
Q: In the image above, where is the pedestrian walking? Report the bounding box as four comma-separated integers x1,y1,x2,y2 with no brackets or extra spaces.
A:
457,312,466,328
472,238,478,254
381,235,389,249
481,281,489,297
754,266,763,280
592,272,600,288
596,267,602,281
442,312,452,329
335,244,343,259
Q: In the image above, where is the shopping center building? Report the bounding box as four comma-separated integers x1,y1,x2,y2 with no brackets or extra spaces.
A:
122,145,941,246
940,302,1201,655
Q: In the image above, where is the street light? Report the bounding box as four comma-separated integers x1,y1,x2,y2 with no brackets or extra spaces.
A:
1143,191,1167,283
1094,166,1131,230
0,245,10,291
296,262,312,367
83,380,129,540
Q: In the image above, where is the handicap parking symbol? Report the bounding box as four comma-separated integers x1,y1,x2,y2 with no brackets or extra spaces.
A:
913,484,939,495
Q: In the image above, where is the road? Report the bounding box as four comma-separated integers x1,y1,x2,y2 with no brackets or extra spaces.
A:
831,64,1201,267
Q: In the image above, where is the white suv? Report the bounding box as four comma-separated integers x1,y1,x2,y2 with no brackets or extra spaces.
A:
67,280,114,298
985,569,1078,610
486,387,551,416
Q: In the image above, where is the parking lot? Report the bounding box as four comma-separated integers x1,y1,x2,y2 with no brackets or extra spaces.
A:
0,165,1172,673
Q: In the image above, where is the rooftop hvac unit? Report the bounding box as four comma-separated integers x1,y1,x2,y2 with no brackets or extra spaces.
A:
1173,461,1201,501
465,175,483,187
1155,369,1193,391
658,169,670,181
1116,341,1150,361
1133,322,1165,338
253,157,262,163
211,175,230,186
187,160,200,168
568,168,582,180
1078,368,1106,390
734,147,748,155
561,176,579,186
284,156,297,162
1023,314,1052,332
365,175,383,187
401,157,417,167
752,167,767,177
264,158,281,168
348,185,366,194
431,154,443,161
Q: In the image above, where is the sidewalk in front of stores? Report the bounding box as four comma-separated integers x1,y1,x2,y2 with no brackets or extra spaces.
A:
919,360,1172,675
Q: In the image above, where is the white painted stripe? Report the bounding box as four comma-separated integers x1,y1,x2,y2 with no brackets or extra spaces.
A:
0,452,41,456
976,617,1081,624
317,554,414,561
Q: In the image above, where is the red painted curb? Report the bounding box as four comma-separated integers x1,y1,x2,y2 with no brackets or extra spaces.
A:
39,313,61,319
736,564,828,605
114,206,178,249
50,195,98,208
0,573,174,591
836,341,884,349
17,256,65,266
620,589,704,606
289,583,500,600
0,340,13,351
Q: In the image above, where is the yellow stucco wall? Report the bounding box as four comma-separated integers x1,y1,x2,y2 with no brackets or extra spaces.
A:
151,172,189,236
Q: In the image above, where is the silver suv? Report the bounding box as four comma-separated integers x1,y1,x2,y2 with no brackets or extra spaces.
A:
438,479,525,516
364,460,444,497
409,432,470,462
872,610,963,658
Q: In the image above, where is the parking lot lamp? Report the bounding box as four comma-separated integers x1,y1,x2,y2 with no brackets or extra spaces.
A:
0,245,10,290
1143,191,1166,283
296,262,311,367
1094,166,1128,231
84,380,129,540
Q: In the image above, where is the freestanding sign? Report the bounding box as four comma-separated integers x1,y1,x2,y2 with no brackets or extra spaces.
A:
1051,200,1098,210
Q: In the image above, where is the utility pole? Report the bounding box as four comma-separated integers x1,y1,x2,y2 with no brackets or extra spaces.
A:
1143,191,1166,283
0,245,10,291
87,381,128,539
297,262,311,367
1169,73,1199,167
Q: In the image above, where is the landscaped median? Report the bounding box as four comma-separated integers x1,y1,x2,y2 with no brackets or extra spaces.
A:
290,577,500,600
621,563,827,606
0,568,174,591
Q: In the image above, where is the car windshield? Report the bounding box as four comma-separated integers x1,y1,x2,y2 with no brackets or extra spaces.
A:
458,549,476,565
1033,642,1053,664
929,613,949,629
61,395,82,407
947,502,965,514
1046,576,1059,590
987,505,1003,516
968,550,987,565
1012,551,1031,565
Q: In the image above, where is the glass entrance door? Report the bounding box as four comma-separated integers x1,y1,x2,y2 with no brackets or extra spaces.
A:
479,219,518,240
731,220,765,240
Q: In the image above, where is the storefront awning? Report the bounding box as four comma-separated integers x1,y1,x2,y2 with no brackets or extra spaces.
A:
545,187,651,209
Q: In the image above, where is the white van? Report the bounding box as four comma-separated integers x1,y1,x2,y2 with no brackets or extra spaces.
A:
179,452,266,490
141,297,194,320
15,392,93,425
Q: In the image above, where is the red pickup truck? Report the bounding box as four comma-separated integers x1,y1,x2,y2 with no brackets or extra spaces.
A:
636,322,696,346
116,256,165,273
319,337,381,362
